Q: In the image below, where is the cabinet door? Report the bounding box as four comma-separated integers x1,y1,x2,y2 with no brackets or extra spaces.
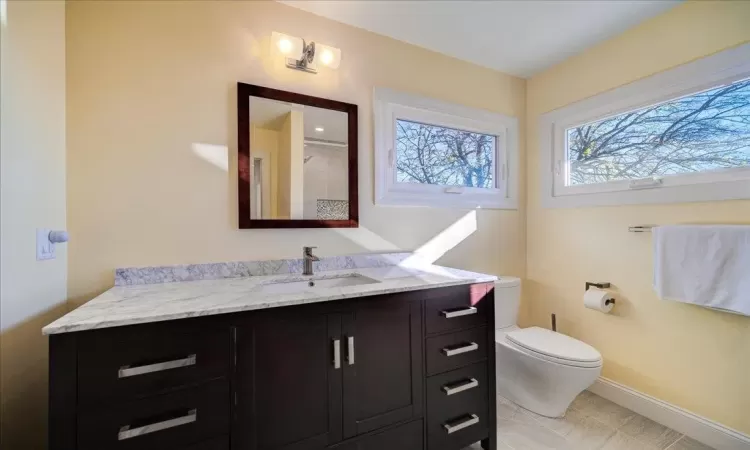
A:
341,295,423,438
235,308,343,450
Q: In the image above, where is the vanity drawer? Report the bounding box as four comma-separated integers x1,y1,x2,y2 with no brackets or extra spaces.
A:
427,411,489,450
426,362,488,418
425,327,488,376
78,379,229,450
426,364,489,450
425,283,491,335
77,322,230,407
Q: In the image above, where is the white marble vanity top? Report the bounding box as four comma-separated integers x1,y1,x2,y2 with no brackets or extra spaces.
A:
43,255,497,335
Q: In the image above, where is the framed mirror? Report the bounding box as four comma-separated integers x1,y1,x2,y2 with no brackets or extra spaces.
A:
238,83,358,228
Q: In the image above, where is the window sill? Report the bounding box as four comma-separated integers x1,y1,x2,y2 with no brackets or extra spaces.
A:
377,188,518,210
542,178,750,208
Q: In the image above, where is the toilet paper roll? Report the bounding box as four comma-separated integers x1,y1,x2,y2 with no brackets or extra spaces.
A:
584,287,614,313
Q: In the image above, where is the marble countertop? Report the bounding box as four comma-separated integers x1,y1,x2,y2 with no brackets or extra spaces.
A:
43,262,498,335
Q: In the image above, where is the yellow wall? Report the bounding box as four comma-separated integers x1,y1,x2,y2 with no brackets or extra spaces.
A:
0,1,68,448
288,110,304,220
526,1,750,433
66,0,526,305
276,110,305,219
249,125,279,219
277,113,293,219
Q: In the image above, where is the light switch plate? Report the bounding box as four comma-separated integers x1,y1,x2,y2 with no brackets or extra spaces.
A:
37,229,55,260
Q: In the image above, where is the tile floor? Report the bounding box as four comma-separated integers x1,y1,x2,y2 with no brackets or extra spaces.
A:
464,391,715,450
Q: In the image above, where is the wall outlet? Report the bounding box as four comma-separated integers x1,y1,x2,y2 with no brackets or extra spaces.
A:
37,229,55,260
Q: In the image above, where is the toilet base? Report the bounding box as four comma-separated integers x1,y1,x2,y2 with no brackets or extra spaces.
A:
496,339,601,418
498,382,575,418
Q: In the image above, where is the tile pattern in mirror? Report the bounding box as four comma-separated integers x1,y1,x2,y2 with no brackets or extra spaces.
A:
462,391,714,450
316,199,349,220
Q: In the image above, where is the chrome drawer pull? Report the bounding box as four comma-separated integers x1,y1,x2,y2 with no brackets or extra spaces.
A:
441,307,477,319
443,414,479,434
333,339,341,369
118,408,197,440
347,336,355,366
442,378,479,396
118,354,196,378
441,342,478,357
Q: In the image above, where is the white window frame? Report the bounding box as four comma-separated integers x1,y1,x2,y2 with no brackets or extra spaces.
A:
540,42,750,208
374,88,519,210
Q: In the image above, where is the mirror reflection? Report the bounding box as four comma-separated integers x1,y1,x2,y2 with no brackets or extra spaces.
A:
249,97,349,220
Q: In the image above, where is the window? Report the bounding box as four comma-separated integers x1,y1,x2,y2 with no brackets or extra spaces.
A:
374,88,518,209
396,119,497,189
540,42,750,208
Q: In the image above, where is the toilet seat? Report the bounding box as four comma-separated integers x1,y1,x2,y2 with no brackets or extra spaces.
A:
497,327,602,369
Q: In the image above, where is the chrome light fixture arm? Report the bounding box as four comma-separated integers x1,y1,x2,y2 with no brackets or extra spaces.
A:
288,40,317,73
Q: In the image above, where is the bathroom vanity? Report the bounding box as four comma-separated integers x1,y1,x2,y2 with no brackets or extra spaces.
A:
45,256,499,450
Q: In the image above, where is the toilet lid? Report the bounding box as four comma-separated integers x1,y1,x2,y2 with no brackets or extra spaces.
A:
505,327,601,364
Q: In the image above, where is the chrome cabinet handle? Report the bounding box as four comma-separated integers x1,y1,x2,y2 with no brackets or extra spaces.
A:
443,414,479,434
441,307,477,319
347,336,355,366
118,408,197,440
442,378,479,396
118,354,196,378
333,339,341,369
442,342,478,357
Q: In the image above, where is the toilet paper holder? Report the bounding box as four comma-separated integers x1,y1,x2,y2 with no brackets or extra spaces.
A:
585,282,615,305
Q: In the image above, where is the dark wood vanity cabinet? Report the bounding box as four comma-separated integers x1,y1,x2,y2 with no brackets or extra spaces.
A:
234,306,344,450
234,294,423,450
49,284,496,450
341,296,423,437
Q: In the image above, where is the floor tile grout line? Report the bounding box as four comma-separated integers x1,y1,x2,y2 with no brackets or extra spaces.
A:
564,405,620,449
664,435,685,450
648,432,684,450
569,400,623,433
613,412,685,450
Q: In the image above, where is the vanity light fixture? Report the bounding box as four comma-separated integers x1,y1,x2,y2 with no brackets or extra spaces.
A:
317,44,341,69
315,127,324,132
271,31,341,74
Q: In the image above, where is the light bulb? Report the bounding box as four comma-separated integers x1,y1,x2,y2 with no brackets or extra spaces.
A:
271,32,303,58
278,38,292,54
320,49,334,66
316,44,341,69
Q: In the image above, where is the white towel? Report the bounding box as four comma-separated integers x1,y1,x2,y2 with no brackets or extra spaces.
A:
653,225,750,316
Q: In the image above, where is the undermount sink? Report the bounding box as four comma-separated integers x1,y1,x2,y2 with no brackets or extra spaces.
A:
257,274,380,294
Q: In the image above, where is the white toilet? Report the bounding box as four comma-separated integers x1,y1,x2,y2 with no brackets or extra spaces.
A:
494,278,602,418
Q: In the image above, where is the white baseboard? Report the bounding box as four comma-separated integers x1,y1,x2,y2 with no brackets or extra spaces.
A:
588,377,750,450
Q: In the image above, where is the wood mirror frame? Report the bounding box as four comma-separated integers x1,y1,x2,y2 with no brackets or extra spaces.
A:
237,83,358,229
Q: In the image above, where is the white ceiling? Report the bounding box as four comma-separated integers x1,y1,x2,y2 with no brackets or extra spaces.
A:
280,0,679,78
249,97,348,143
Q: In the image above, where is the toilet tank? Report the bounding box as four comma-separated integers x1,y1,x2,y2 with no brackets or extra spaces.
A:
493,277,521,330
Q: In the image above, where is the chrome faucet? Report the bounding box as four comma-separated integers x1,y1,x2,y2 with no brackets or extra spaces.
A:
302,246,320,276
